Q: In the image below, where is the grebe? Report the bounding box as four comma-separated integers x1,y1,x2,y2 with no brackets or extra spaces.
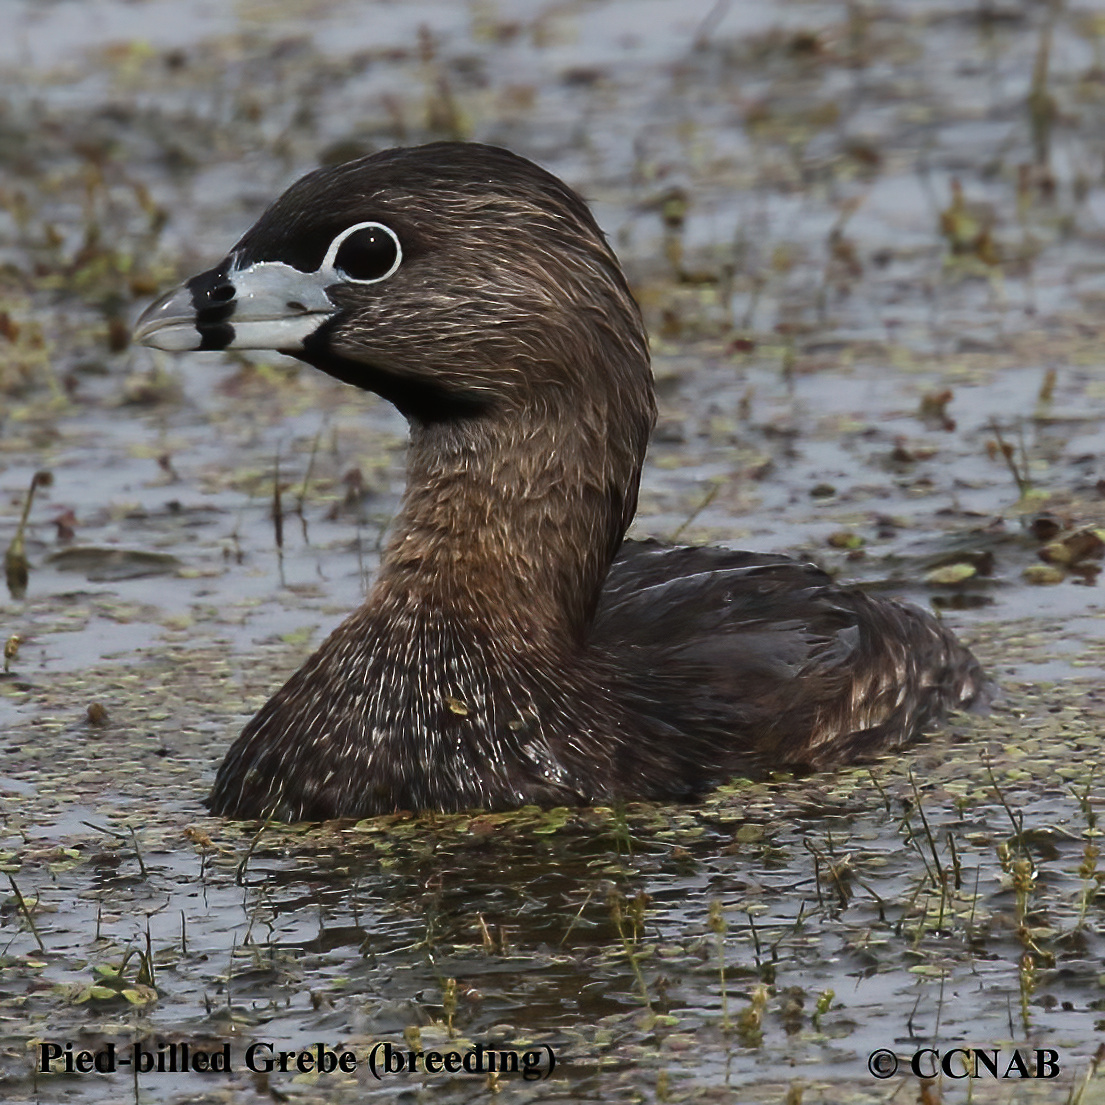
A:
135,142,984,821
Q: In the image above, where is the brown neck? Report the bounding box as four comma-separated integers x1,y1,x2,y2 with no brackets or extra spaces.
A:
372,395,649,649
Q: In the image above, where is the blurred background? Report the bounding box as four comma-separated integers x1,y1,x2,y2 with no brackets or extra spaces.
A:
1,2,1104,1103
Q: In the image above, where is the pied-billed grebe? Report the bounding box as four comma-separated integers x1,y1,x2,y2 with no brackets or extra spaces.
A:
135,142,984,821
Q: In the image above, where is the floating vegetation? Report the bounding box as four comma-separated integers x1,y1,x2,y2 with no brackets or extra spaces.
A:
2,1,1105,1102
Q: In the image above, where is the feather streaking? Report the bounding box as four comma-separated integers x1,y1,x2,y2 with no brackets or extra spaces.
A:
133,142,986,821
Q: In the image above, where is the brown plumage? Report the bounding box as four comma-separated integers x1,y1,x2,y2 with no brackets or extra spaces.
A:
134,142,985,821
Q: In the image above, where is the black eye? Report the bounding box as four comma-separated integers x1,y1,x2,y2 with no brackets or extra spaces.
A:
331,223,402,283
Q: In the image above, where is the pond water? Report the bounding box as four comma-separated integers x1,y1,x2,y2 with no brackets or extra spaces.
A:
1,1,1104,1103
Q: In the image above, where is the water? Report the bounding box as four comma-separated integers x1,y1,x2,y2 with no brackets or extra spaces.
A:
1,1,1104,1102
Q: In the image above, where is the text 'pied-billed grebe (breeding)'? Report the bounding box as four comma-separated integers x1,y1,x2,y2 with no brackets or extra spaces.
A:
135,142,985,821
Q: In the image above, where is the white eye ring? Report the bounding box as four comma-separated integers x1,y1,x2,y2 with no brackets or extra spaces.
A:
320,221,403,285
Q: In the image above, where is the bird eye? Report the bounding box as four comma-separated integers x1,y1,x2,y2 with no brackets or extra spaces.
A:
327,222,402,283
